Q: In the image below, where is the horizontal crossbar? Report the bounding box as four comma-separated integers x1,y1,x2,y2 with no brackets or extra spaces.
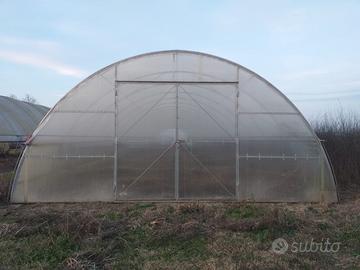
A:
239,155,319,160
116,80,239,84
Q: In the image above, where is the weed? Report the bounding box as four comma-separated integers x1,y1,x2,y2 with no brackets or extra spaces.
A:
225,205,264,219
0,202,359,269
102,211,123,221
127,202,155,218
317,222,331,231
0,234,78,268
252,228,271,242
161,236,208,261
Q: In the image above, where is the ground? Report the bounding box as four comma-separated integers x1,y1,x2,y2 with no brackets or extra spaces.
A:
0,199,359,269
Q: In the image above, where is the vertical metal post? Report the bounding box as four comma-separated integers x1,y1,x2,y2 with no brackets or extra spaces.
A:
174,84,180,200
24,154,28,202
235,70,240,201
320,153,325,202
113,65,118,200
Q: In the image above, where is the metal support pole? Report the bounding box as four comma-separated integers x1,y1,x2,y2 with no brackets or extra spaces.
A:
235,70,240,201
236,138,239,200
113,66,118,200
24,153,28,202
174,84,180,200
320,154,325,203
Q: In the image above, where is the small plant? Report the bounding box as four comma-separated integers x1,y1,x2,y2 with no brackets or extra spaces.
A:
177,202,205,215
225,205,264,219
157,235,208,262
1,234,79,268
102,211,123,221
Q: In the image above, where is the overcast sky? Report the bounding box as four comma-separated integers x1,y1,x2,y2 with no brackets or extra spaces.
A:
1,0,359,119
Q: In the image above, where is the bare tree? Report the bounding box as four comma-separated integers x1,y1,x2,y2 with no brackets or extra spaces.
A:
313,109,360,198
22,94,38,104
9,94,18,100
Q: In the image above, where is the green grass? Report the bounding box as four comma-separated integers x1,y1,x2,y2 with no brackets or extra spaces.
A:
0,234,78,269
150,231,208,262
0,202,359,269
336,224,360,256
99,211,123,221
127,202,155,217
225,205,264,219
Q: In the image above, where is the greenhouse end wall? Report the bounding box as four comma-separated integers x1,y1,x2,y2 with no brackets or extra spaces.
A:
10,50,338,202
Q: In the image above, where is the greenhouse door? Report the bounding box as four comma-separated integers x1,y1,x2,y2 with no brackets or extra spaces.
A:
115,81,238,200
177,83,237,200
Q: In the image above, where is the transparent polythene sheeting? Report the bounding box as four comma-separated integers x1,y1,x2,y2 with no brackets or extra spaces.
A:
36,112,114,137
115,52,239,82
27,135,114,157
11,155,114,202
117,141,175,200
10,50,337,202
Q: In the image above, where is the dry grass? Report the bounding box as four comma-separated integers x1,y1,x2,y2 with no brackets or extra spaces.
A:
0,171,13,202
0,201,359,269
0,147,20,202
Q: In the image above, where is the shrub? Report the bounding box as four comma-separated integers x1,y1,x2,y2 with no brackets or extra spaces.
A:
313,110,360,196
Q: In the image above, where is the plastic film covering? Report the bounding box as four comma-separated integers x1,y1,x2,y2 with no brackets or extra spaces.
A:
0,96,49,142
10,50,337,202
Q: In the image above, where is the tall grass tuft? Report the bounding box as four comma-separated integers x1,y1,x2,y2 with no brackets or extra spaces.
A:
313,110,360,195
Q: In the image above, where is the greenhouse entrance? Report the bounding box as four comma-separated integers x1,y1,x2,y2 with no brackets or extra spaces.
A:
116,81,238,200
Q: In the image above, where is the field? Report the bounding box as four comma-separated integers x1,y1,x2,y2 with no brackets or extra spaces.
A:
0,112,359,269
0,199,359,269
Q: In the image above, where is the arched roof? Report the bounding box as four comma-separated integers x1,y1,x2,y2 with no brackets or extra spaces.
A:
0,95,49,142
33,50,316,140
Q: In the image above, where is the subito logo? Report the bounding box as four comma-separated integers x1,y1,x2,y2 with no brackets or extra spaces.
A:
271,238,289,254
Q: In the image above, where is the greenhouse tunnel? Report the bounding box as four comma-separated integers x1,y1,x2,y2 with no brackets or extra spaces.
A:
10,50,338,202
0,95,49,143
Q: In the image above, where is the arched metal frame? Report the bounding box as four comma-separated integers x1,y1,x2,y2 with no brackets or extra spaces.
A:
10,50,338,202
